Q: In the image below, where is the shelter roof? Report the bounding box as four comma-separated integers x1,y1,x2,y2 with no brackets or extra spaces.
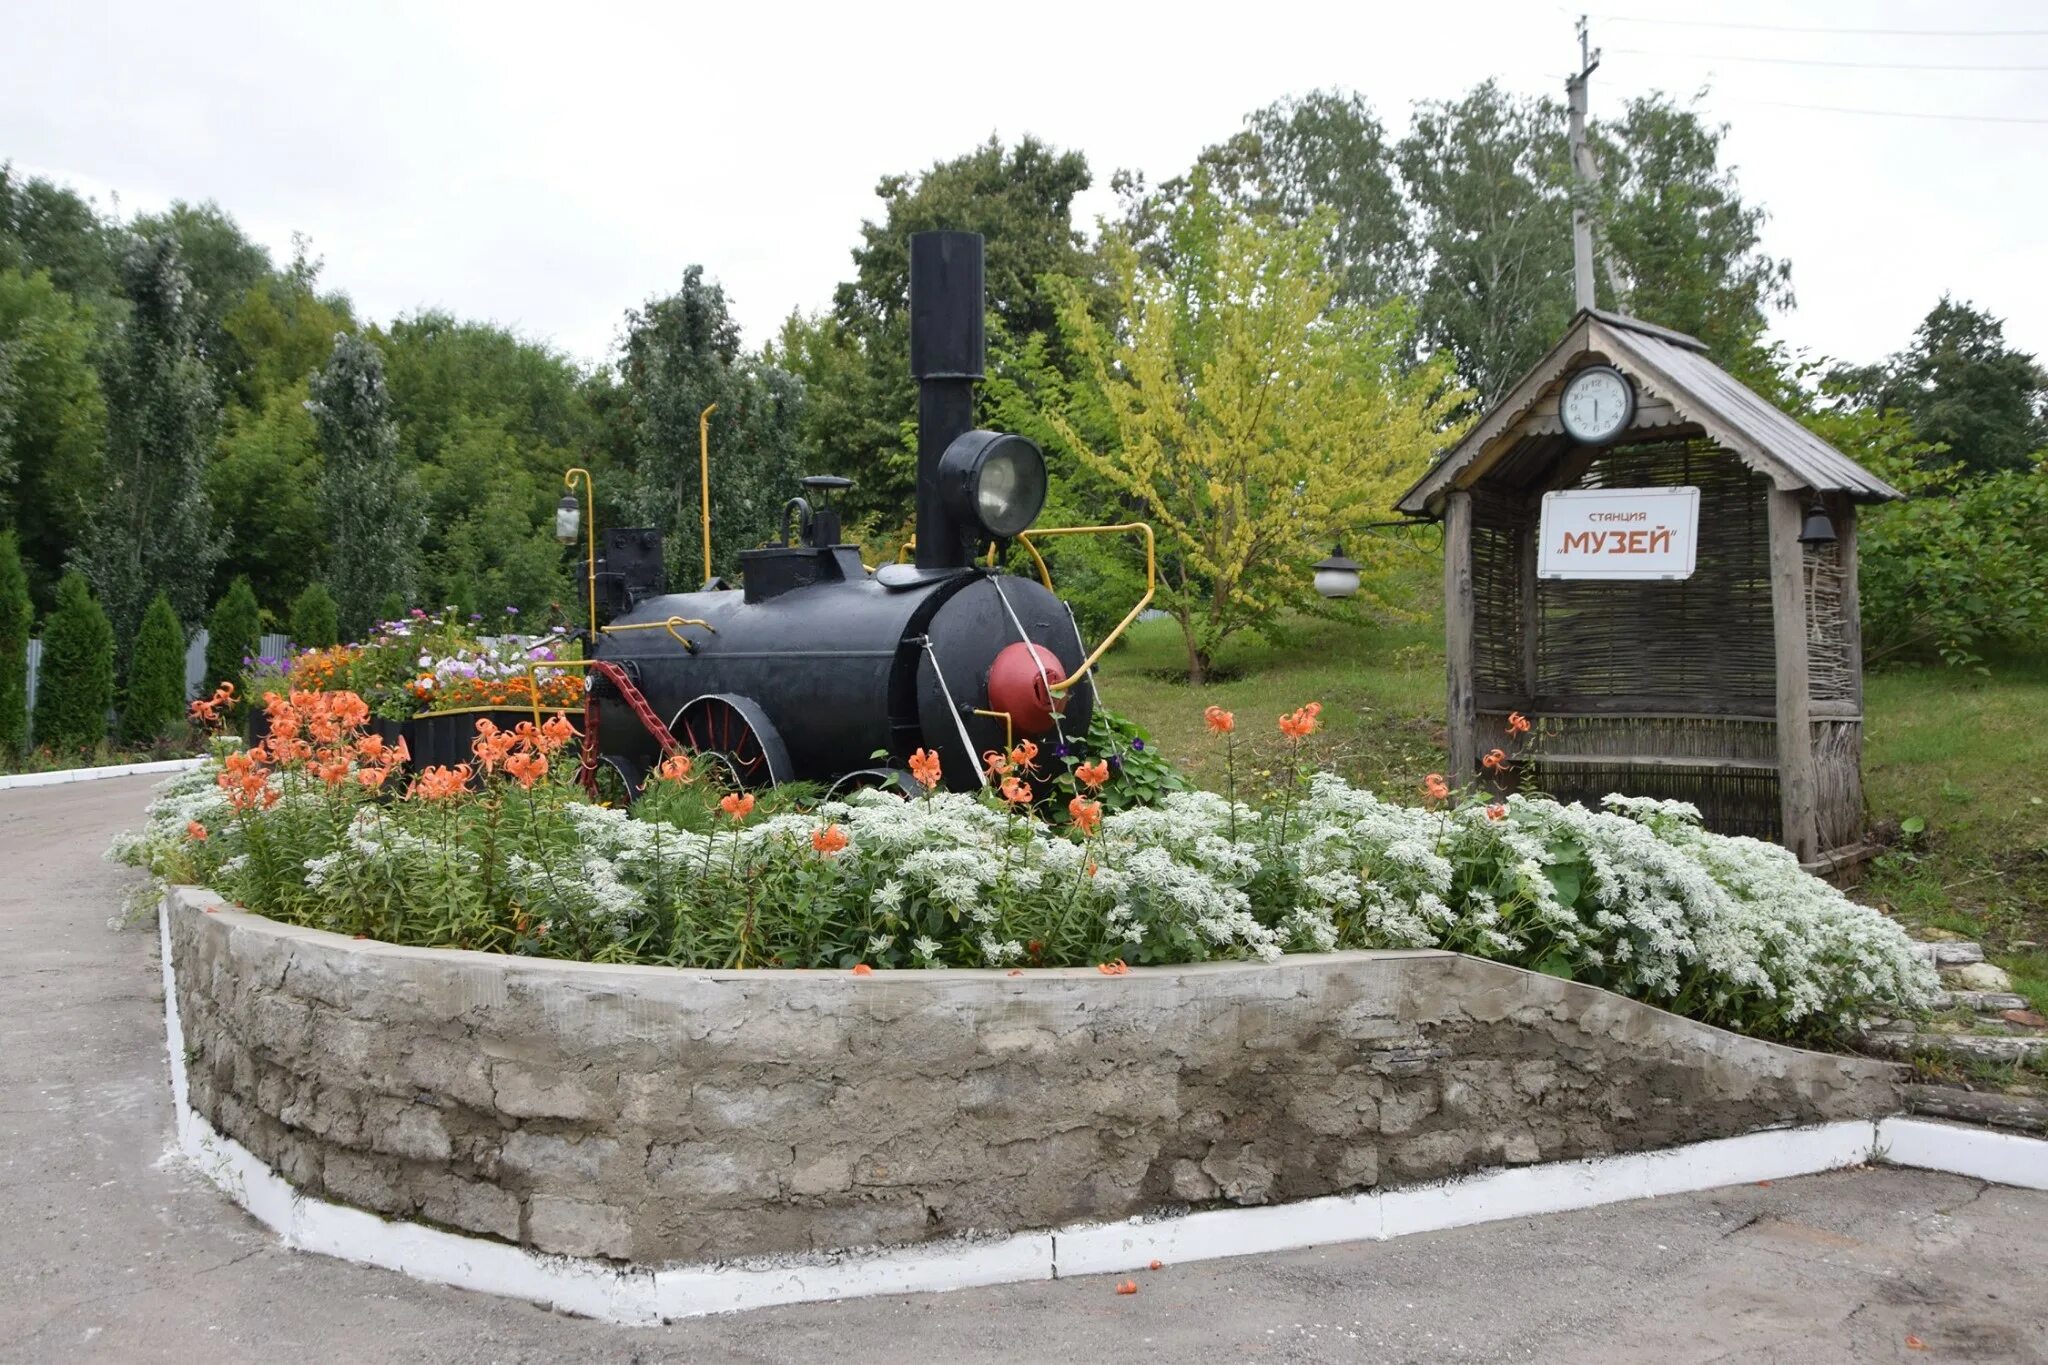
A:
1395,310,1905,517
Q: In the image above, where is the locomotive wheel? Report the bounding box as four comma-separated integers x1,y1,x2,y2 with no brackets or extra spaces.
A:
825,767,919,801
591,754,644,808
671,693,792,791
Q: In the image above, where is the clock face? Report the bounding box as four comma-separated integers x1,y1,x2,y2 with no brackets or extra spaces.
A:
1561,366,1635,444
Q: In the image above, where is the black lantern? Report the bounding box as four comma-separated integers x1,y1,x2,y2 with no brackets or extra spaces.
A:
1797,502,1836,546
1312,544,1362,599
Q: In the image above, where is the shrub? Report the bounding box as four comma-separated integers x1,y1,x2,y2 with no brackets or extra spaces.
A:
121,592,186,745
203,575,260,700
0,531,29,757
116,698,1937,1044
289,582,340,650
34,571,115,754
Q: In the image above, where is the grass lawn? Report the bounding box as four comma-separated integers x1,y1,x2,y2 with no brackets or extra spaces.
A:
1094,597,2048,1024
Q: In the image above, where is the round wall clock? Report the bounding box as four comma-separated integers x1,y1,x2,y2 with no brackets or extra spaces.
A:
1559,365,1636,445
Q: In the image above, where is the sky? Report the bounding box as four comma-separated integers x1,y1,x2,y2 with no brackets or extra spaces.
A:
8,0,2047,373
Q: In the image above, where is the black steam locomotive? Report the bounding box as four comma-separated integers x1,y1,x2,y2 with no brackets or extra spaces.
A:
566,232,1125,799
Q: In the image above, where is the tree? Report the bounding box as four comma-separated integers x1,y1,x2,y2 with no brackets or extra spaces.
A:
0,530,29,756
0,267,107,609
790,136,1098,523
613,270,803,583
207,380,325,608
1117,89,1412,307
288,581,340,649
33,571,114,754
120,592,185,745
309,331,420,637
75,233,222,658
129,201,274,395
204,575,260,700
1835,297,2048,476
0,165,119,305
1046,185,1467,681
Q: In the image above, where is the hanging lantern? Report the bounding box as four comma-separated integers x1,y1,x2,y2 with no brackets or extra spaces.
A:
1312,545,1362,599
555,492,582,544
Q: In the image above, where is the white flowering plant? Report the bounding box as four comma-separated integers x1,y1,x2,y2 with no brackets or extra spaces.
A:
114,691,1938,1045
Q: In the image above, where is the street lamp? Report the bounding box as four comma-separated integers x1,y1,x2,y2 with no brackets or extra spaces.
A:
1312,544,1362,599
561,467,597,636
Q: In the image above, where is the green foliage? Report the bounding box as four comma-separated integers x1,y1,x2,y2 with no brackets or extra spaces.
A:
1047,182,1465,680
207,380,324,606
75,233,221,656
1833,296,2048,476
0,165,120,304
204,575,260,699
34,571,114,753
613,269,803,584
121,592,185,744
0,529,30,755
128,201,273,397
0,267,106,610
288,582,339,649
310,331,421,637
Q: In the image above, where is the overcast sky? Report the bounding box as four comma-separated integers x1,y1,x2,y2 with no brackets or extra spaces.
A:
9,0,2046,374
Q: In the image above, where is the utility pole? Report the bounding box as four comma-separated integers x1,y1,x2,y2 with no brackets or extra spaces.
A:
1566,15,1601,313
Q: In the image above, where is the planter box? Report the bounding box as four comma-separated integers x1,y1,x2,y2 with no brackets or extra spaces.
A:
404,707,572,771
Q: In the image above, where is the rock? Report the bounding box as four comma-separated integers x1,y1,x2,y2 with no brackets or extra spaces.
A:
1915,941,1985,966
526,1194,632,1259
1502,1132,1542,1165
2001,1009,2048,1029
1938,991,2030,1013
1946,962,2013,992
1864,1032,2048,1063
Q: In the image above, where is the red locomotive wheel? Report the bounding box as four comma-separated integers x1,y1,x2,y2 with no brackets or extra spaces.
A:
672,693,792,791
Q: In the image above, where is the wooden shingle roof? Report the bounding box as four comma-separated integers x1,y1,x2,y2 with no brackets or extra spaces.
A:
1396,310,1905,517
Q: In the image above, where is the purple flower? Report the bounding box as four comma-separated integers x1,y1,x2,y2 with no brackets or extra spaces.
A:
1130,738,1145,752
504,605,521,616
410,608,428,620
1109,755,1123,770
1055,743,1071,758
469,613,483,623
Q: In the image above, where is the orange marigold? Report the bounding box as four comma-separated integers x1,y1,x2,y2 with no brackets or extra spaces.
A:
1203,705,1235,736
1074,758,1110,790
908,747,943,791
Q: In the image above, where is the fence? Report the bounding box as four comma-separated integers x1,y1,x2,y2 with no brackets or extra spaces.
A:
18,630,290,747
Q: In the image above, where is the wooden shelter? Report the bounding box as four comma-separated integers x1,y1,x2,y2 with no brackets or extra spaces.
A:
1397,310,1904,866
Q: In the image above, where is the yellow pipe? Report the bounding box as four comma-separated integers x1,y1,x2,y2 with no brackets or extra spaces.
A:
523,658,601,730
1015,523,1156,694
600,615,717,652
563,467,597,638
972,708,1015,752
699,403,718,585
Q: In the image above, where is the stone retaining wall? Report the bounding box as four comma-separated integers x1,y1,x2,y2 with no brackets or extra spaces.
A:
164,887,1901,1264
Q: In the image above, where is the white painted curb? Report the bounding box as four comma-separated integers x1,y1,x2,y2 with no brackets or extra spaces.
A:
156,905,2048,1324
1,755,203,791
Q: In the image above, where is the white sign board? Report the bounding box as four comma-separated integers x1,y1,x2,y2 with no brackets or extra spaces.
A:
1537,487,1699,581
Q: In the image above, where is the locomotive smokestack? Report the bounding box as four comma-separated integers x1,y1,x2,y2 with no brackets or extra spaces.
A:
909,231,985,570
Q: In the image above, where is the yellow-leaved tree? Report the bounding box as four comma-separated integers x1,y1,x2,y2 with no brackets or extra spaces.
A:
1046,181,1467,682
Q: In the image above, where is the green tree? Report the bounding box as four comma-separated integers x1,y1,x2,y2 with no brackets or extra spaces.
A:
613,269,803,584
288,581,340,648
217,239,356,409
1118,89,1412,307
75,233,222,657
1047,185,1467,681
0,267,107,608
0,529,30,755
33,571,114,753
204,575,260,700
0,165,119,304
120,592,185,745
206,380,325,608
788,136,1098,523
129,201,274,395
309,331,420,637
1835,297,2048,476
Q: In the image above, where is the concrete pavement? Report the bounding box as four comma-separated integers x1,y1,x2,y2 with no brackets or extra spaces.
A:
2,774,2043,1364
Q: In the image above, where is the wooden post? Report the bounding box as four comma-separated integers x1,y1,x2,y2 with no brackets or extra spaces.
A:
1519,517,1540,697
1767,488,1820,861
1837,498,1863,711
1444,489,1478,782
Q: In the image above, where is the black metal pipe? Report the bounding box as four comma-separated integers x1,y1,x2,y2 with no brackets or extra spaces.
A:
909,231,984,570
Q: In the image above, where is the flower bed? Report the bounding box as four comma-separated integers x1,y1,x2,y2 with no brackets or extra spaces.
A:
114,689,1938,1044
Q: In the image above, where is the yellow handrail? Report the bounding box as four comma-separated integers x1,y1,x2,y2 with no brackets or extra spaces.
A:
698,403,718,585
972,708,1015,752
1014,522,1156,694
523,658,602,730
600,616,718,652
563,467,597,637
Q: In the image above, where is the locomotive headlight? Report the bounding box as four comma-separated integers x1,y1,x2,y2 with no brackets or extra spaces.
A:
938,430,1047,540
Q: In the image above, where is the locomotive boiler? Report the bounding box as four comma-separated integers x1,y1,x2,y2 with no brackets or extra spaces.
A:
563,231,1140,799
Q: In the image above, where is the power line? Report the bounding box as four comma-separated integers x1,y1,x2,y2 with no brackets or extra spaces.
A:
1613,47,2048,73
1750,100,2048,125
1596,15,2048,37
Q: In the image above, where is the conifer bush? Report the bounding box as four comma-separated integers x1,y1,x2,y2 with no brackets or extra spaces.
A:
34,572,115,754
289,582,340,650
0,531,30,758
121,592,186,745
204,575,261,700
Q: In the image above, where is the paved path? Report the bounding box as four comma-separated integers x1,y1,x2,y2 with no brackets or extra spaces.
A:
2,775,2044,1364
